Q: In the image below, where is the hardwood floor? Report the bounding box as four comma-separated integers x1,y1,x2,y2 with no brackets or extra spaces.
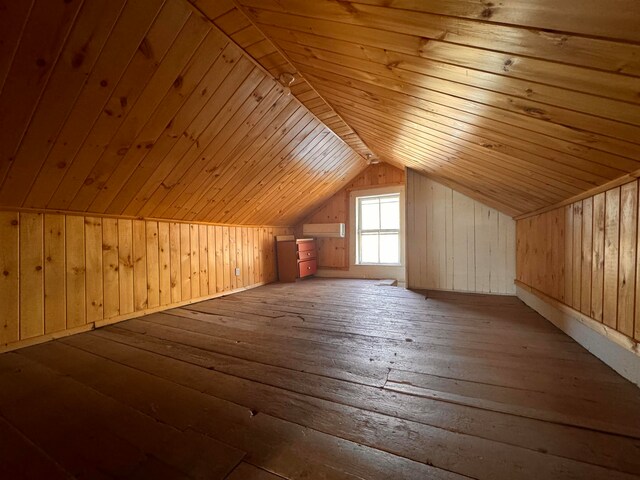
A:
1,279,639,479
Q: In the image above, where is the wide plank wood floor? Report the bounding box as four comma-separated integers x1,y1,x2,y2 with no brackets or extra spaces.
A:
1,279,639,479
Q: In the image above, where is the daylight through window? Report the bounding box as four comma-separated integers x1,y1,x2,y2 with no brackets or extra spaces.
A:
356,193,400,264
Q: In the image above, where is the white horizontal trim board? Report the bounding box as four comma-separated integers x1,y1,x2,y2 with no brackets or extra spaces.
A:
406,169,516,294
315,266,406,285
517,282,640,387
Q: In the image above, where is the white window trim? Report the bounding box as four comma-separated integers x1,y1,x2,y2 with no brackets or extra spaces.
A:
350,185,405,269
356,193,401,266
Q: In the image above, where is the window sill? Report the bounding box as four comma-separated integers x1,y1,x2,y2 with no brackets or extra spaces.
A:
355,263,402,267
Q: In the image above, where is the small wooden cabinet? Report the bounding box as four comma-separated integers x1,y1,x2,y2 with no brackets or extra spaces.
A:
276,237,317,282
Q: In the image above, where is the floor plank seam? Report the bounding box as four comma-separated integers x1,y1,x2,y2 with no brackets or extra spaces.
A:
69,329,640,474
105,315,640,441
52,339,469,480
104,324,387,389
3,279,640,479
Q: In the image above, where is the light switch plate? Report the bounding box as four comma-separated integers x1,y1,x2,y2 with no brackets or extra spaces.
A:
235,267,241,276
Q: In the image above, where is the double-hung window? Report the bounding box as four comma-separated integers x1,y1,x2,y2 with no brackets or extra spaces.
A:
356,193,401,265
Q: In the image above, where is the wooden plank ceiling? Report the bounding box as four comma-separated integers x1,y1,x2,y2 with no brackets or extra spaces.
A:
235,0,640,216
189,0,374,160
0,0,367,226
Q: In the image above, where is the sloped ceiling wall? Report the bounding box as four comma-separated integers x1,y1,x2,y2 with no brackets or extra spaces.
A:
236,0,640,217
0,0,367,226
3,0,639,223
189,0,374,160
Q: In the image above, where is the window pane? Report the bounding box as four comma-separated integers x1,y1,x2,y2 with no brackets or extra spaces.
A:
360,201,380,230
360,233,379,263
379,233,399,264
380,198,399,229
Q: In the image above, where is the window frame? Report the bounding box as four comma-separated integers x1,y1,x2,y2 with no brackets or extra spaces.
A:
355,192,401,265
349,185,405,269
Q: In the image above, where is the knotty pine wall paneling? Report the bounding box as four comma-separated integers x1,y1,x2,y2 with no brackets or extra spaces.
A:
517,179,640,348
0,210,291,352
406,169,516,295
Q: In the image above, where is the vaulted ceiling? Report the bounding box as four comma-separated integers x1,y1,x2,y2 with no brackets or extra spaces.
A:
1,0,639,222
0,0,367,226
233,0,640,216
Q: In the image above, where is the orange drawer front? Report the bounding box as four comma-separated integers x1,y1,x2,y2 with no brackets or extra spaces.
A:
297,240,316,252
298,259,317,278
298,249,316,260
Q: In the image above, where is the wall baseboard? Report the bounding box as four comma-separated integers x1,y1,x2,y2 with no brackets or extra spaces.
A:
0,281,269,354
516,282,640,387
316,266,405,281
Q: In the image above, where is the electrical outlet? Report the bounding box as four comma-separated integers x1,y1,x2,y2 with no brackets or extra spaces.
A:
234,267,241,276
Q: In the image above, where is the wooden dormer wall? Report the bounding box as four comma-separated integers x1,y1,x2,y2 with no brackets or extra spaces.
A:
0,210,292,352
295,163,404,269
0,0,368,351
406,169,516,295
516,180,640,358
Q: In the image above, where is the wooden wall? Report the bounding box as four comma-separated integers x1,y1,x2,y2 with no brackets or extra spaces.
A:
0,209,291,352
407,169,516,294
517,180,640,346
296,162,404,268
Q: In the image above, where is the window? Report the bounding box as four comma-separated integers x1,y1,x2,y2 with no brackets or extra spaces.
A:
356,193,400,264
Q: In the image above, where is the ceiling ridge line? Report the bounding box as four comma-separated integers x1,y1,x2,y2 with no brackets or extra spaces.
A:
181,0,369,167
225,0,378,163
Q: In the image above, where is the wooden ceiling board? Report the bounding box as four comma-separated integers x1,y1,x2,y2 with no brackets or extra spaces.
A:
277,38,639,130
0,0,96,196
108,42,249,217
162,110,328,221
156,81,297,219
88,32,235,214
143,71,279,217
315,87,604,210
239,0,640,74
331,109,571,204
189,0,376,160
199,113,327,221
181,102,311,220
236,138,345,225
301,65,640,164
345,0,640,43
194,107,320,220
236,0,640,216
4,0,186,209
257,16,640,104
316,82,617,193
0,0,368,225
220,128,346,224
67,10,213,212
